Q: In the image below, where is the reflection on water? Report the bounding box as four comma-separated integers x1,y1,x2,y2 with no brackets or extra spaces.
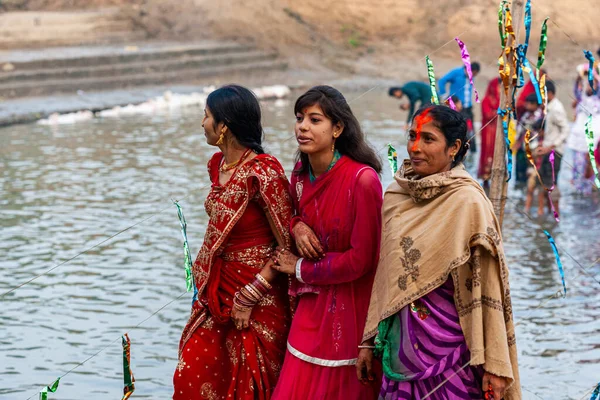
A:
0,90,598,399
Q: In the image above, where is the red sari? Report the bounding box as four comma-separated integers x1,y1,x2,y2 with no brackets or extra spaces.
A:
173,153,293,400
272,156,383,400
478,78,501,181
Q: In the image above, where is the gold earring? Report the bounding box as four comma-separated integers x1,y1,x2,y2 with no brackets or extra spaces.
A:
331,137,336,152
216,133,224,145
451,153,456,161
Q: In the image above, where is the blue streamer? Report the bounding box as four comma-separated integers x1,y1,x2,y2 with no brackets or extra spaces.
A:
590,382,600,400
174,201,198,304
497,108,513,182
517,45,543,104
584,50,598,94
543,230,566,297
523,0,532,56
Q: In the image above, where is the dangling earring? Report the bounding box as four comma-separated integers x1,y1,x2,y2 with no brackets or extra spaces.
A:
332,135,337,152
216,128,225,146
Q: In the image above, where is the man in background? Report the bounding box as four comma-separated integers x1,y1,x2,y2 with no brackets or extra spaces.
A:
438,62,481,151
388,81,432,130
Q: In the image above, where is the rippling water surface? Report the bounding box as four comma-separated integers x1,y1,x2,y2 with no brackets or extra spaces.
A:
1,90,598,399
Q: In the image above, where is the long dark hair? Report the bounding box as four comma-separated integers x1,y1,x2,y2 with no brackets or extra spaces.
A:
412,105,469,167
293,85,382,174
206,84,264,154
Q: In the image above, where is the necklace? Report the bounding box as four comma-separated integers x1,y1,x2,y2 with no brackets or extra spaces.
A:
219,148,253,172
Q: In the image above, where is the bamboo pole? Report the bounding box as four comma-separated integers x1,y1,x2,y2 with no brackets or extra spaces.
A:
489,0,526,226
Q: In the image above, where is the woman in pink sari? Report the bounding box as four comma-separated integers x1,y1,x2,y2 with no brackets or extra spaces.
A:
270,86,384,400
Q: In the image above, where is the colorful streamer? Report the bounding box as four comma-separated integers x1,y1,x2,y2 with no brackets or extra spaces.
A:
547,151,560,222
543,230,566,297
536,18,549,79
425,56,439,105
539,73,548,116
523,0,532,56
174,201,197,302
387,144,398,175
518,45,543,104
590,382,600,400
498,1,507,48
455,38,480,103
498,108,512,181
584,115,600,188
39,378,60,400
498,5,516,104
121,333,135,400
584,50,598,94
446,96,457,110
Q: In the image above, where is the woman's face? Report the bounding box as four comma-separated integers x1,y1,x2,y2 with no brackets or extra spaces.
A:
295,104,341,155
202,107,224,146
407,117,460,177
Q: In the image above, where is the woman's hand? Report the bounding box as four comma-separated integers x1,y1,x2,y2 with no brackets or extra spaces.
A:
230,305,252,331
482,372,510,399
356,341,376,384
292,221,323,261
271,247,299,275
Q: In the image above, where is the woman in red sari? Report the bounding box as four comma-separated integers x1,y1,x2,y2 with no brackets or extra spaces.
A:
270,86,383,400
173,85,293,400
478,78,501,185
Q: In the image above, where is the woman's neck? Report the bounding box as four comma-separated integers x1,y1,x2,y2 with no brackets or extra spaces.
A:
308,149,336,178
220,143,247,165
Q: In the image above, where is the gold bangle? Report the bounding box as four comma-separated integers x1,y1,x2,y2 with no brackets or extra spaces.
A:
233,302,253,312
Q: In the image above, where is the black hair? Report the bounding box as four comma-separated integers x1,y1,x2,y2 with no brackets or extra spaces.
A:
471,62,481,73
294,85,383,174
525,93,538,103
546,80,556,95
206,84,264,154
412,105,469,168
597,47,600,58
450,95,461,104
388,87,403,96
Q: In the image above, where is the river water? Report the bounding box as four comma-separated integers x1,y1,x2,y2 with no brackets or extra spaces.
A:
1,90,598,399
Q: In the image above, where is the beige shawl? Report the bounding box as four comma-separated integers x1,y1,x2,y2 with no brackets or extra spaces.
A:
363,161,521,399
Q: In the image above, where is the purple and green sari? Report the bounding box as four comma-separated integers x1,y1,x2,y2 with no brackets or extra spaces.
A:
376,279,484,400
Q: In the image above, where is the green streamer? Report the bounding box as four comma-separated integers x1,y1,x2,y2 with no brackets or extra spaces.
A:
536,18,549,78
584,115,600,189
387,144,398,175
498,0,507,48
174,201,194,293
425,56,439,105
498,1,505,48
39,378,60,400
121,334,135,400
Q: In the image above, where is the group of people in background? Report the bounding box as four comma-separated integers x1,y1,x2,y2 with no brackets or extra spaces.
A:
390,49,600,217
173,84,521,399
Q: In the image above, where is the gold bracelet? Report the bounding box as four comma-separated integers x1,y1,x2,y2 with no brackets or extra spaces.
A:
232,302,253,312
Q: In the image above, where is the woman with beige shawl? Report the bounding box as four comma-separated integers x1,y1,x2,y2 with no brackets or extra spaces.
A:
357,106,521,399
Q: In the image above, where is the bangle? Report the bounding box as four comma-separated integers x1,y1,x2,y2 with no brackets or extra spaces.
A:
233,302,253,312
255,274,272,290
357,345,375,349
244,284,264,301
235,291,256,307
252,278,269,293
